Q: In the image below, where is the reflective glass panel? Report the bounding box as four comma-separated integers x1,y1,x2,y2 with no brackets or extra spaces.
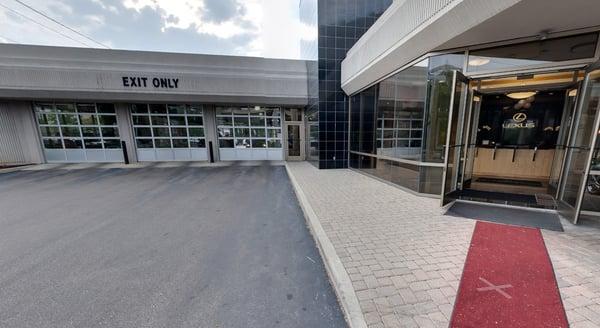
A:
84,139,103,149
136,139,153,148
172,139,189,148
98,115,117,125
169,116,186,126
154,139,171,148
187,116,203,126
219,139,234,148
103,139,121,149
43,138,63,149
151,116,168,125
82,127,100,137
63,138,83,149
468,33,598,72
101,127,119,138
96,103,115,113
40,126,61,137
59,114,79,125
132,115,150,125
61,126,81,137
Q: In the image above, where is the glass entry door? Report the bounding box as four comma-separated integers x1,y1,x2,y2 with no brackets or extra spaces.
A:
285,123,305,160
582,137,600,216
441,71,470,206
549,86,581,196
558,65,600,224
460,90,481,190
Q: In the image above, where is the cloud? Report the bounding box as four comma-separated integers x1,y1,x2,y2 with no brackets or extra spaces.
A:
0,0,312,59
202,0,241,23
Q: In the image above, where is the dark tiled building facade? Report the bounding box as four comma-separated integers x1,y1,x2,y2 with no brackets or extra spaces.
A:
312,0,393,169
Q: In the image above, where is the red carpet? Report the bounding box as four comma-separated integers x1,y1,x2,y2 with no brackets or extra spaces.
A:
450,221,567,328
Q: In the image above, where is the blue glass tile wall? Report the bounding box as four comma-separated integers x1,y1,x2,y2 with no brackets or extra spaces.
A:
315,0,392,169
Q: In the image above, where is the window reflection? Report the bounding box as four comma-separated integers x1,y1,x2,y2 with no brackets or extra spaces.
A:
216,106,282,150
348,53,464,194
376,60,427,160
35,102,121,151
468,33,598,72
131,104,206,149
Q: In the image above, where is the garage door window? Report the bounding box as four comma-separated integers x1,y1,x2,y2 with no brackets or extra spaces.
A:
131,104,207,161
35,103,123,162
217,106,283,160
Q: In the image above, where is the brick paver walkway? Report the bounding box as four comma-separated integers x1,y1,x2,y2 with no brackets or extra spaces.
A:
544,225,600,328
287,162,600,328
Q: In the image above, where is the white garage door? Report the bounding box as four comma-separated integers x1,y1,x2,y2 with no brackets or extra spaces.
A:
216,106,283,161
131,103,208,162
35,102,124,163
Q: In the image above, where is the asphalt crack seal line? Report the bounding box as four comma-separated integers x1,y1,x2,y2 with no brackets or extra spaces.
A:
285,163,366,328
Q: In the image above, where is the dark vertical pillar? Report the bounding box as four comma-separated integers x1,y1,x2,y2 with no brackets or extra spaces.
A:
316,0,393,169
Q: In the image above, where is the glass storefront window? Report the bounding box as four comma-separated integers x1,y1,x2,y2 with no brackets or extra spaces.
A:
375,58,428,160
349,53,464,193
349,85,377,154
468,33,598,73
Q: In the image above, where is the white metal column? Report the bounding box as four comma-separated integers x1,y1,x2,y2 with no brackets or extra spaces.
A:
115,103,138,163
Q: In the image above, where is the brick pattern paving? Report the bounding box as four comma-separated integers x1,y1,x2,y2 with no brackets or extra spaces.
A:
289,162,600,328
544,224,600,328
288,162,475,327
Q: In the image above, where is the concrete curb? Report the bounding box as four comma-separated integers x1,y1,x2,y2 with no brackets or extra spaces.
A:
285,163,367,328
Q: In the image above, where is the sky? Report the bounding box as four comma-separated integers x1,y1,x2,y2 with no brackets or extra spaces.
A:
0,0,317,59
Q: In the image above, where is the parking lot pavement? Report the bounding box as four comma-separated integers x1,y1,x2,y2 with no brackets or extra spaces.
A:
0,164,347,328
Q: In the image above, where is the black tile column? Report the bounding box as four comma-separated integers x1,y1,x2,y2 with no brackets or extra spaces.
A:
316,0,392,169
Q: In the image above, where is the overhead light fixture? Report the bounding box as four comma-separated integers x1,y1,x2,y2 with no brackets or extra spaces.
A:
568,89,577,97
507,91,537,100
468,57,490,67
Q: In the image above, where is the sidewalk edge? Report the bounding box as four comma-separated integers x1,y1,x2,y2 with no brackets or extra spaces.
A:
285,163,367,328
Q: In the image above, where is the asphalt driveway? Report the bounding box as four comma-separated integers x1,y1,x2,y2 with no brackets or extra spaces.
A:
0,163,346,328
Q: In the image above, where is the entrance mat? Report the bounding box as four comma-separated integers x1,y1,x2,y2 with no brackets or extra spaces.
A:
445,202,563,232
476,177,543,187
450,221,568,328
458,189,538,205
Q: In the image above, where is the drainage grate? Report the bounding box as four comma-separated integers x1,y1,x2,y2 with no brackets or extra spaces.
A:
476,177,543,187
535,194,558,209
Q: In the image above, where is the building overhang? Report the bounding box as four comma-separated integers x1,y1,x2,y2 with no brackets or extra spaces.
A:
341,0,600,96
0,44,312,106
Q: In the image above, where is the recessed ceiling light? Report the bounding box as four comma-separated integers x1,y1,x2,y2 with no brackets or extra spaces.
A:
506,91,537,100
468,58,491,67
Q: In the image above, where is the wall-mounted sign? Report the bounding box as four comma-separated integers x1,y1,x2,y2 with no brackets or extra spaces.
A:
501,112,535,129
122,76,179,89
513,112,527,123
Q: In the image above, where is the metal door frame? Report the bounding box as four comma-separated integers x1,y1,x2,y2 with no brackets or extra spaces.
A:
441,70,470,206
284,121,305,161
459,89,482,190
558,61,600,223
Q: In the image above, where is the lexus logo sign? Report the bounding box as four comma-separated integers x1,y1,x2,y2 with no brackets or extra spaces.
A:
503,112,535,129
513,112,527,123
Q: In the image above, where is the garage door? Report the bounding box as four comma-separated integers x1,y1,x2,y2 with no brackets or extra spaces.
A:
35,102,124,163
216,106,283,161
131,103,207,161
